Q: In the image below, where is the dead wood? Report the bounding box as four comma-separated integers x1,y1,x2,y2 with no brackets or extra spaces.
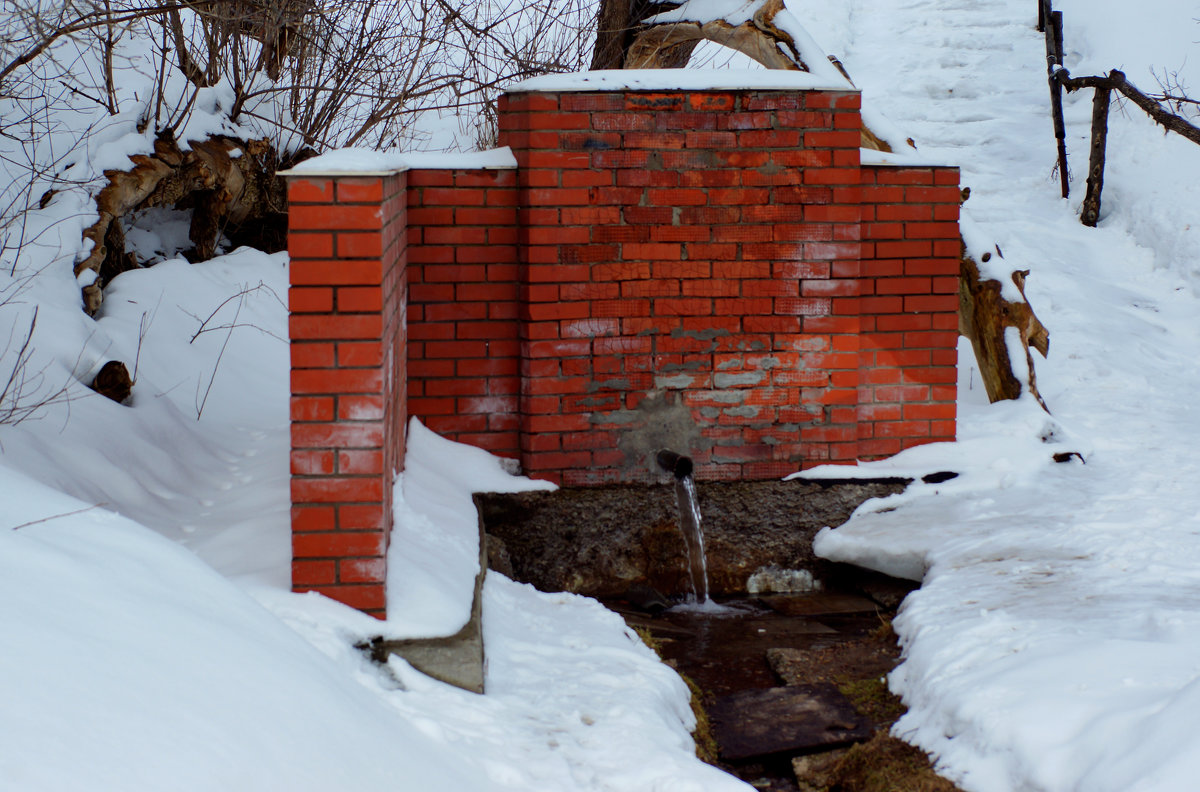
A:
1080,85,1111,227
625,0,803,71
76,134,286,315
959,251,1050,409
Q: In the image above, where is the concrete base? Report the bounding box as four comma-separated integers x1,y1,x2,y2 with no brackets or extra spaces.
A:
361,511,489,694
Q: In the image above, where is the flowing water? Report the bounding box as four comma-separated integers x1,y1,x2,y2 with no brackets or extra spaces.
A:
675,474,710,604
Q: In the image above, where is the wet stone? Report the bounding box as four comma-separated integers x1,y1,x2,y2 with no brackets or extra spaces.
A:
708,684,874,762
475,478,907,599
758,592,882,618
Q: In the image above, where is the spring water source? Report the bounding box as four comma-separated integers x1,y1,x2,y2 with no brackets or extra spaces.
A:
656,450,719,608
675,474,710,605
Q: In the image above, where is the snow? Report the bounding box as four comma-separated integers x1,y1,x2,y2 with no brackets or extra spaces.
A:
508,68,852,93
287,147,518,175
0,244,741,789
384,417,555,639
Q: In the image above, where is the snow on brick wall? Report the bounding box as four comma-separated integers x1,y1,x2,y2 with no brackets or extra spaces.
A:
283,86,960,613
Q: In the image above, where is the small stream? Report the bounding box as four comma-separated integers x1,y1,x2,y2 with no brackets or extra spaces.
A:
608,590,902,790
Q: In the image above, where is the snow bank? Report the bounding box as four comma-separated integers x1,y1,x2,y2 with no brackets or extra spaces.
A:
384,417,555,639
0,467,491,791
811,1,1200,790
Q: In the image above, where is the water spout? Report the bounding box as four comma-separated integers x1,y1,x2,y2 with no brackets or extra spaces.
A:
656,449,693,480
657,450,709,604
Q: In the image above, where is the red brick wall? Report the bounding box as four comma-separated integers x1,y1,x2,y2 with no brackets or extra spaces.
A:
499,89,868,484
406,168,521,458
284,86,963,613
287,172,407,617
857,164,960,458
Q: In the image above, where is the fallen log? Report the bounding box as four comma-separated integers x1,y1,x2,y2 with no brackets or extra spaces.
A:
75,134,286,314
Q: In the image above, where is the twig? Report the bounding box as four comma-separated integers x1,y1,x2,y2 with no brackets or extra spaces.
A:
11,504,107,531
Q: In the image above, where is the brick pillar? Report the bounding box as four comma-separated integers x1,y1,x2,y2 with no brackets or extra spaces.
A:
857,163,960,457
286,171,408,617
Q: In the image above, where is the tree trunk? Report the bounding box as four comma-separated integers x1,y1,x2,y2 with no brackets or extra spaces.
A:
591,0,696,70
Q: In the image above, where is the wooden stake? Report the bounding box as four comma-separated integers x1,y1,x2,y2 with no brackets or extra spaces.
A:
1081,86,1111,227
1037,0,1051,33
1047,11,1069,198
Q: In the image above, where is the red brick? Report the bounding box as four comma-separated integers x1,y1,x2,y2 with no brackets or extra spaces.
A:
338,505,386,530
304,584,386,614
803,130,860,148
290,314,383,341
875,169,934,186
335,394,385,421
292,477,385,505
291,396,335,422
338,558,387,584
292,560,337,586
289,232,334,259
292,450,335,475
292,342,335,369
292,505,335,532
292,422,384,449
288,178,334,203
290,204,382,231
290,287,333,313
338,450,384,474
337,286,383,312
291,259,382,286
336,179,384,203
903,295,958,313
804,168,861,185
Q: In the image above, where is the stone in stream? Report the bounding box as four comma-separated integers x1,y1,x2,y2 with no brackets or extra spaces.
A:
708,684,873,762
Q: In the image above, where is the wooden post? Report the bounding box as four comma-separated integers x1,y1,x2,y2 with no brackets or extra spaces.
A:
1080,86,1111,227
1045,10,1069,198
1037,0,1051,33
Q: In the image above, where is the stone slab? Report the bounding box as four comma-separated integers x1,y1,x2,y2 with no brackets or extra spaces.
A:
758,593,882,617
708,684,873,762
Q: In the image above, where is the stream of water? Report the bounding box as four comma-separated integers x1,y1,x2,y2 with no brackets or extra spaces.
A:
675,474,710,605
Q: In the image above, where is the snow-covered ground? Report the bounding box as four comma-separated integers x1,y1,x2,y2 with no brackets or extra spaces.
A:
806,1,1200,790
4,0,1200,789
0,249,744,790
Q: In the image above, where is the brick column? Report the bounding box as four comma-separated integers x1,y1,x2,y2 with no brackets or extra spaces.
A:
286,170,408,617
857,163,960,457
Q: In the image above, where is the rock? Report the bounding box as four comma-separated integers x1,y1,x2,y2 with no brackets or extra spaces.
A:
708,684,873,762
90,360,132,404
622,582,671,614
473,478,907,598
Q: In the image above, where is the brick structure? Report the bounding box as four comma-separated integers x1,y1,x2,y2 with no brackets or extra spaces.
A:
287,170,409,616
282,75,961,615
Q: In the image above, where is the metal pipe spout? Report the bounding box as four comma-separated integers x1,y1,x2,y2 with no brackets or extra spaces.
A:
655,449,693,480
